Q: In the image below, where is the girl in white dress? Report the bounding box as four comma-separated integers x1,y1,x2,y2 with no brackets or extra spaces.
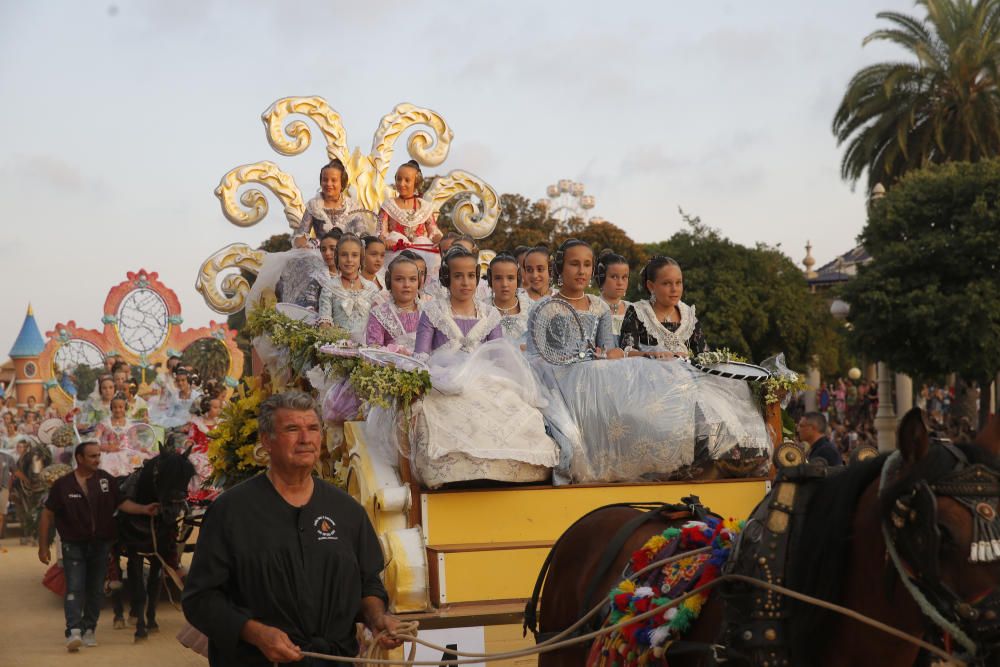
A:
487,254,531,342
596,250,631,347
317,234,381,341
522,246,553,302
293,159,357,247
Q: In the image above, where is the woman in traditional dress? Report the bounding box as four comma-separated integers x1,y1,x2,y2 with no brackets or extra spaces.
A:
293,159,357,247
487,253,531,342
150,368,201,429
365,255,422,352
78,375,116,431
361,235,387,291
378,160,443,249
619,256,707,358
404,247,557,488
185,395,222,502
596,250,631,347
95,394,151,478
522,246,553,303
317,234,381,341
414,247,502,356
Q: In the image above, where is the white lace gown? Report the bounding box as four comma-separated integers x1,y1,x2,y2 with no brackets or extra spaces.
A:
402,299,558,488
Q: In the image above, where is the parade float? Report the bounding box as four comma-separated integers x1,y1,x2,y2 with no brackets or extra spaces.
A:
195,97,784,652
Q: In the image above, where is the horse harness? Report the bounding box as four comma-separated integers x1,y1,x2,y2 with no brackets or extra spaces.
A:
523,498,716,643
880,443,1000,665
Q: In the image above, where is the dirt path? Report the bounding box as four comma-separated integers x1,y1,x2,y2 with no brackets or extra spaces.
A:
0,537,205,666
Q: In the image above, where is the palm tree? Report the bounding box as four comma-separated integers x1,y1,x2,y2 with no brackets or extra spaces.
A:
833,0,1000,188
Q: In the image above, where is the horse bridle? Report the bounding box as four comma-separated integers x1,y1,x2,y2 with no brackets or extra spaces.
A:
881,444,1000,664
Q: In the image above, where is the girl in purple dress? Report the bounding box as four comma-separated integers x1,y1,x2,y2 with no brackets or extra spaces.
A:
414,247,502,357
365,255,422,354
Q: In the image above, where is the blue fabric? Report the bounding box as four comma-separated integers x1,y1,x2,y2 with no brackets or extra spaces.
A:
62,540,111,636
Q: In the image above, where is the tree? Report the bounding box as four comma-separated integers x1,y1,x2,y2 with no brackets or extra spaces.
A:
642,212,845,375
842,158,1000,424
180,337,231,386
833,0,1000,188
484,194,559,251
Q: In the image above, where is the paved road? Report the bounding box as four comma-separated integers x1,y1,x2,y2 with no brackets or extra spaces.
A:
0,537,205,666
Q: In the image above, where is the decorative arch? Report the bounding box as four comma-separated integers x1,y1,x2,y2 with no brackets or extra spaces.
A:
39,269,243,413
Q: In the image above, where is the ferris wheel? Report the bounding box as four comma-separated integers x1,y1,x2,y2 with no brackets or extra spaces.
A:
538,179,605,224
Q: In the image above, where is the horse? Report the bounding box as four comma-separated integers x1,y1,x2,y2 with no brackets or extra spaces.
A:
10,437,52,544
111,448,195,641
531,408,1000,666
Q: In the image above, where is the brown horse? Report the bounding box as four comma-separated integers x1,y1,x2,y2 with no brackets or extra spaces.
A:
533,408,1000,666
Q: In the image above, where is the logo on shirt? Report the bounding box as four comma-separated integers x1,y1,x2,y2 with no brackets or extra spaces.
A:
99,478,110,493
314,515,338,541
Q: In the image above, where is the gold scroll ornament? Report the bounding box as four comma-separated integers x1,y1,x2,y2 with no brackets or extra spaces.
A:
198,97,500,314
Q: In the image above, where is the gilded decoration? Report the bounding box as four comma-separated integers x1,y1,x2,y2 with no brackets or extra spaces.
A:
197,96,500,314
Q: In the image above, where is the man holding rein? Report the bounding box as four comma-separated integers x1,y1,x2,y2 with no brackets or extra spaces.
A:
182,391,401,665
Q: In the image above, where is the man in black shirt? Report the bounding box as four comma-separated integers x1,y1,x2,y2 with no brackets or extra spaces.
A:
182,391,401,666
797,411,843,467
38,441,160,652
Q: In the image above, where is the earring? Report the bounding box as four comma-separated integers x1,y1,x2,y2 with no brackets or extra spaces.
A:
650,293,657,305
557,275,564,288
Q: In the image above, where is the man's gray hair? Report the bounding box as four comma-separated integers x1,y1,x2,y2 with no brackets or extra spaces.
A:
258,391,322,436
802,411,828,434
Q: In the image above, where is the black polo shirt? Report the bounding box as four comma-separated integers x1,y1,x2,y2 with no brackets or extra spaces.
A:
44,469,121,542
182,474,388,666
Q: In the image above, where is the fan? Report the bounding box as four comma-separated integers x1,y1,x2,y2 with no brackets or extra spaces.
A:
344,210,379,237
529,298,596,365
359,348,429,373
688,360,771,382
37,418,64,446
127,423,159,453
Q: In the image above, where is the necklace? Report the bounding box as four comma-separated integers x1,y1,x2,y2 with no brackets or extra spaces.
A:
394,300,418,313
556,290,588,303
603,298,622,315
322,195,343,208
492,298,519,316
450,300,477,319
341,274,360,289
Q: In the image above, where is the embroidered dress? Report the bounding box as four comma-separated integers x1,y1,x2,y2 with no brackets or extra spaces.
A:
95,417,151,478
527,296,769,484
317,276,381,341
378,198,440,250
491,292,533,342
186,418,219,502
149,390,202,429
414,299,503,356
619,300,707,356
603,299,632,347
294,193,358,244
365,301,422,353
401,299,556,488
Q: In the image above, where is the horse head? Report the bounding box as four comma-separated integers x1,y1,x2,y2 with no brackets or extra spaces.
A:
883,407,1000,664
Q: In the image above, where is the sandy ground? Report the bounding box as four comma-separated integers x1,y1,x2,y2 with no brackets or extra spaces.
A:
0,536,205,667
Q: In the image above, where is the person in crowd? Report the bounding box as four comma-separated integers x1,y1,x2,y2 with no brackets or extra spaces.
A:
126,380,149,423
377,160,442,249
186,394,224,501
79,375,116,430
796,411,842,466
38,441,159,652
522,246,552,302
182,391,400,665
19,409,40,436
317,233,381,341
111,361,131,395
487,253,530,341
513,245,531,275
0,411,18,449
619,256,706,358
151,367,202,429
415,246,503,356
833,379,847,420
596,250,631,346
438,231,461,256
94,393,150,478
916,383,929,411
361,235,387,290
294,159,357,248
365,255,422,352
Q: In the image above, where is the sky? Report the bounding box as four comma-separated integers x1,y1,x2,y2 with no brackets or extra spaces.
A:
0,0,916,355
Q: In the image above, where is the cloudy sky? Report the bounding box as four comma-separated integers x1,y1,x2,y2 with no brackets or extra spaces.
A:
0,0,914,354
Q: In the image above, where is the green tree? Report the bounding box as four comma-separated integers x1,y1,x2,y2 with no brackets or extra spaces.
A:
834,0,1000,188
484,194,559,251
842,158,1000,423
180,337,231,386
642,212,844,374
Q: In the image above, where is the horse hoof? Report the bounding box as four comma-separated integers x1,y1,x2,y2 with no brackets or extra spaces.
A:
113,618,125,630
147,623,159,634
127,615,137,627
133,632,147,642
